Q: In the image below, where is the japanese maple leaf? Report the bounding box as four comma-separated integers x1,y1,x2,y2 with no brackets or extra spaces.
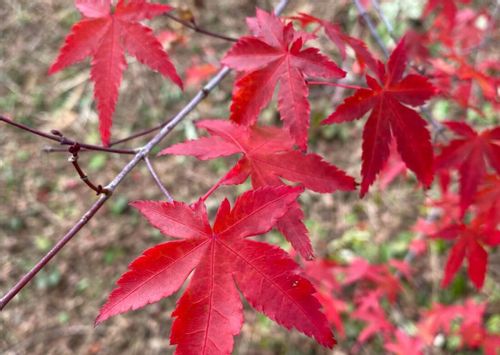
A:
303,260,347,337
475,175,500,229
160,119,356,259
290,13,378,73
459,300,487,348
221,8,345,150
379,139,408,191
418,302,461,344
424,0,471,26
96,186,335,353
342,258,401,303
431,219,500,289
384,330,425,355
49,0,183,146
435,121,500,215
352,291,395,343
323,37,436,196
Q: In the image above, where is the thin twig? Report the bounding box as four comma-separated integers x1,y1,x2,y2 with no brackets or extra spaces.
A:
307,80,365,91
0,0,291,311
0,195,108,311
109,119,171,146
164,13,238,42
68,143,109,195
370,0,396,41
353,0,389,58
0,115,136,155
144,156,173,202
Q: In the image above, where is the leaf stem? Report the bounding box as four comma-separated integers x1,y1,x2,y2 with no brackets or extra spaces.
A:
352,0,389,58
144,156,173,202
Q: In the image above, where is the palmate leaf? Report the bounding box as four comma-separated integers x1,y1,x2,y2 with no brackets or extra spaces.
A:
49,0,182,146
436,121,500,215
221,8,345,150
431,219,500,289
323,37,437,196
160,119,356,259
96,186,335,354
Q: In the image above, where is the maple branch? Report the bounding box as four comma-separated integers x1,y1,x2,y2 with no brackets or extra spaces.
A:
144,156,173,202
164,13,238,42
370,0,396,42
352,0,389,58
109,119,172,146
0,0,291,311
0,195,108,311
0,115,136,155
68,143,110,195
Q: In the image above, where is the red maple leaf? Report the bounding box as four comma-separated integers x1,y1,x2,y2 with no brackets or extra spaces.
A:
96,186,335,353
475,175,500,229
160,119,356,259
431,219,500,289
417,302,461,344
435,121,500,215
323,37,436,196
302,260,347,337
290,13,378,73
49,0,183,146
221,9,345,150
352,291,395,343
424,0,471,26
384,330,425,355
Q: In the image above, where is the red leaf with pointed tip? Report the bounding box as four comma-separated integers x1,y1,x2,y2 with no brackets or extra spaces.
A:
49,0,181,146
432,220,499,289
229,238,335,348
97,186,335,353
290,13,378,73
160,119,356,259
222,8,345,149
436,122,500,215
323,37,436,196
385,330,425,355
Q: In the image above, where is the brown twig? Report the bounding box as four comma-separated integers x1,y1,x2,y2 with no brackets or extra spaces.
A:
0,0,291,311
68,143,110,195
0,115,136,155
165,12,238,42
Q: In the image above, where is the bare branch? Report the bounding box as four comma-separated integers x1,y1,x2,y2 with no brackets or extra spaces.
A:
352,0,389,58
0,115,136,155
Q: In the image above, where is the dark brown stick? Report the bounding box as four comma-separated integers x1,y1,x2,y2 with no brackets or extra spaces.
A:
68,143,110,195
